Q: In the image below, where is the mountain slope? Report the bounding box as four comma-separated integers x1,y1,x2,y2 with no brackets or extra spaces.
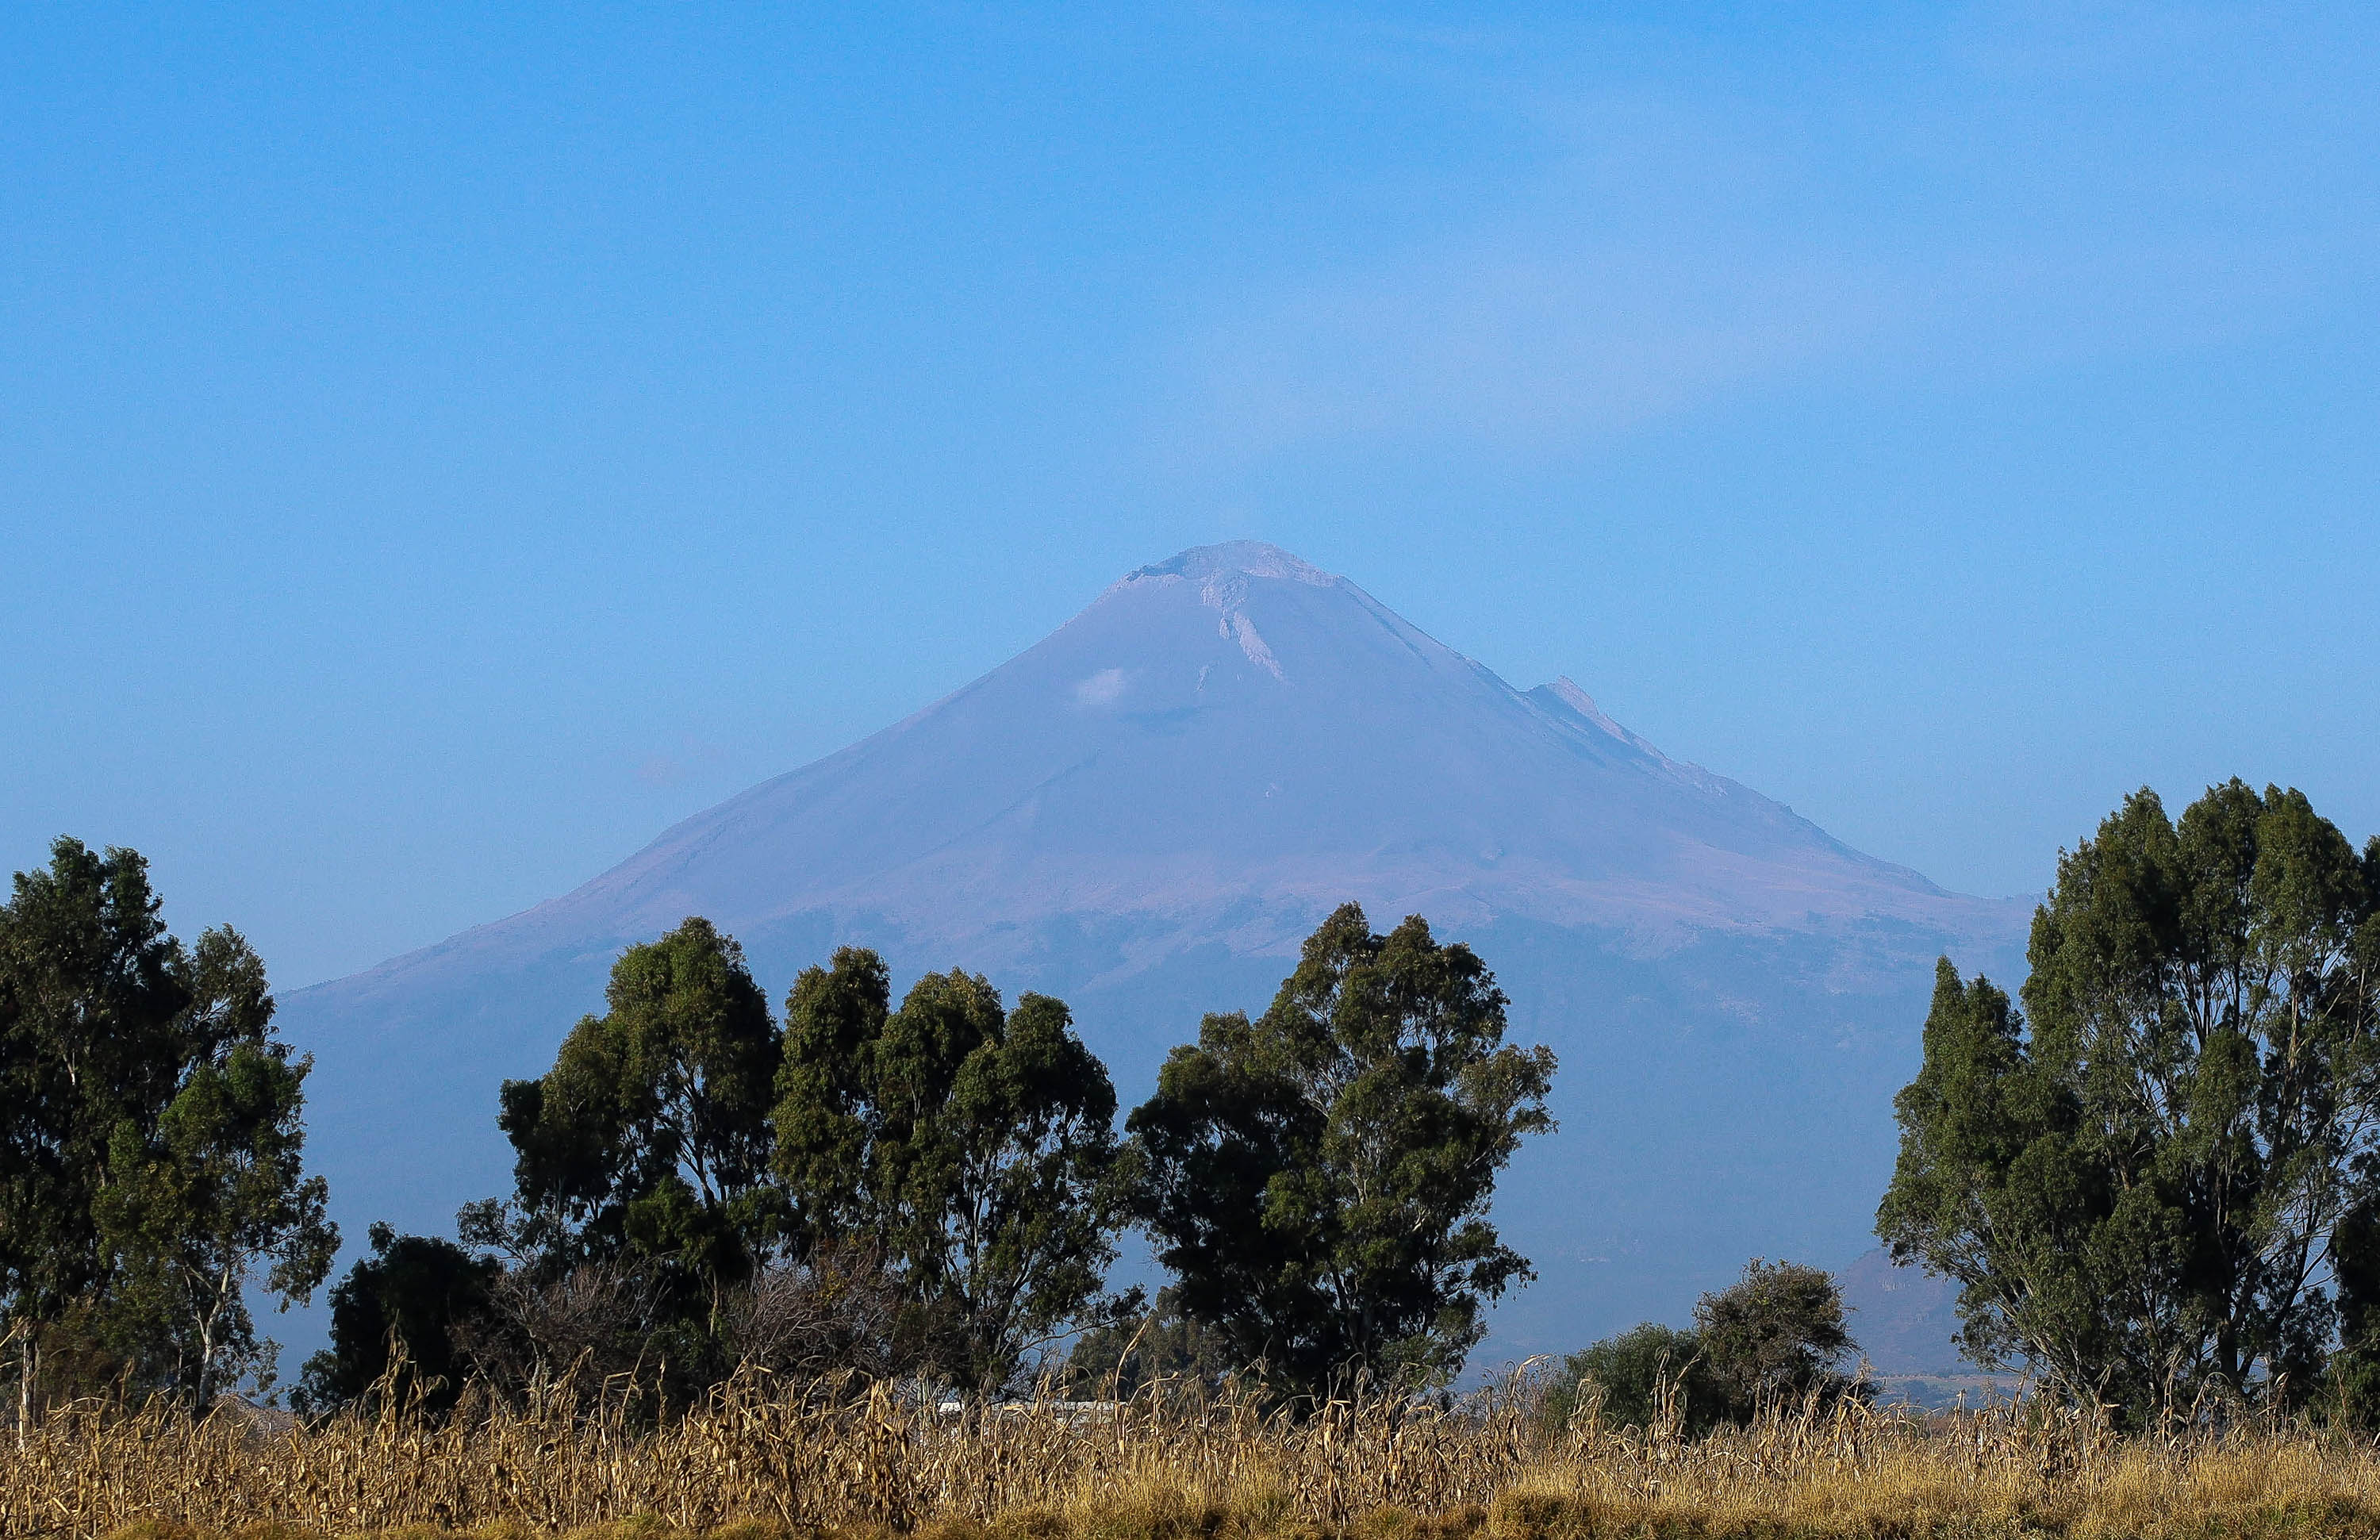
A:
283,542,2028,1357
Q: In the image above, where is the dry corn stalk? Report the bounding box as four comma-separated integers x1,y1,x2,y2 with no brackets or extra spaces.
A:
6,1364,2380,1538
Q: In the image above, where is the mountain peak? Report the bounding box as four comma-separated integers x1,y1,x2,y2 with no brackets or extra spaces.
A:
284,540,2033,1366
1541,675,1603,719
1125,540,1337,592
1111,543,1343,681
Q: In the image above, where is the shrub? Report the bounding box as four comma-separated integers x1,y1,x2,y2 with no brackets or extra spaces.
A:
1541,1323,1726,1436
1692,1259,1864,1415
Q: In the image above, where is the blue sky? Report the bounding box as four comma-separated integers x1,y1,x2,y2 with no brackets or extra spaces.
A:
5,2,2376,990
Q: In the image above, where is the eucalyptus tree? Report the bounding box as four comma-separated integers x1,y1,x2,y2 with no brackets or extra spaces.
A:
0,838,335,1409
774,950,1125,1392
1128,903,1557,1395
1879,782,2380,1419
496,917,784,1304
0,839,184,1412
93,925,336,1404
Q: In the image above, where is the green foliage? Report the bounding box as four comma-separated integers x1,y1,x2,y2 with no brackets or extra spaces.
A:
1545,1265,1856,1438
1543,1323,1723,1436
773,950,1126,1392
1127,903,1557,1396
1879,782,2380,1422
480,930,1127,1395
773,947,891,1249
1692,1259,1862,1412
295,1222,497,1415
0,837,336,1406
92,926,338,1402
497,917,784,1296
0,840,192,1338
1062,1285,1239,1395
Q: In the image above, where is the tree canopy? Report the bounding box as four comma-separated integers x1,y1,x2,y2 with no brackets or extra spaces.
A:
296,1222,496,1415
0,838,335,1408
1879,782,2380,1419
1127,903,1556,1395
774,952,1125,1392
1,840,191,1346
464,933,1128,1396
497,916,783,1300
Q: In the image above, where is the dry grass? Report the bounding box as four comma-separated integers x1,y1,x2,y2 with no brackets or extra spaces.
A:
11,1370,2380,1540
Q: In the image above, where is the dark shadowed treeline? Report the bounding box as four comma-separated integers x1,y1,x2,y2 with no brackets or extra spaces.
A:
298,902,1557,1409
0,839,335,1414
0,826,1558,1424
11,775,2380,1446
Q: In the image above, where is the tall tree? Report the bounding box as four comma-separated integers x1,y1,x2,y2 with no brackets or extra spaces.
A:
1879,782,2380,1419
0,839,190,1412
774,955,1125,1391
0,838,335,1411
935,988,1124,1388
93,927,337,1404
773,947,892,1250
497,918,783,1302
1127,904,1557,1395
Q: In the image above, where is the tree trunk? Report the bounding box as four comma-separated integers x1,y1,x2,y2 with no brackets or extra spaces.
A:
16,1327,34,1448
197,1266,232,1408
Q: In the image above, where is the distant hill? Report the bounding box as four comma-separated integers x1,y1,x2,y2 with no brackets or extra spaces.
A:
279,542,2031,1358
1837,1247,1967,1375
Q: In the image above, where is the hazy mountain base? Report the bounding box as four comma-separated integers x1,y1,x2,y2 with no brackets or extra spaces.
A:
281,904,2016,1371
274,542,2032,1377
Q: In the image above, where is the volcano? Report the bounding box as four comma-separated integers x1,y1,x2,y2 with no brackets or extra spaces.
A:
282,542,2026,1357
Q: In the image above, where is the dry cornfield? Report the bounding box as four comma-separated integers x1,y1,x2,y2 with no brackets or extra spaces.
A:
11,1369,2380,1540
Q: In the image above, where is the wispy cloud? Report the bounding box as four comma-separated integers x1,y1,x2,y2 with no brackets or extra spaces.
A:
1157,3,2372,464
1184,232,1899,455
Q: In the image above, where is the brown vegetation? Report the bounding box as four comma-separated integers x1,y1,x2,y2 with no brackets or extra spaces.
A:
11,1369,2380,1540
